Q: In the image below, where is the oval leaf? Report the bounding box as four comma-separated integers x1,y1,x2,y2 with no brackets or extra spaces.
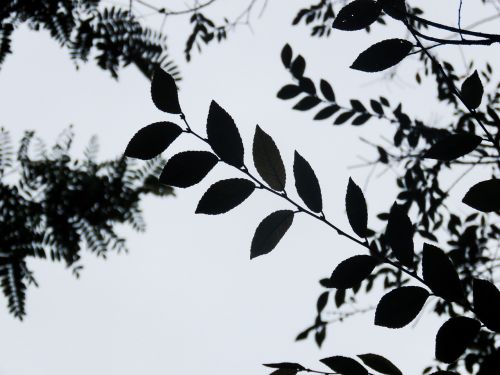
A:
435,316,481,363
462,179,500,212
346,178,368,237
320,79,336,102
253,126,286,191
375,286,429,328
294,151,322,213
357,354,402,375
379,0,406,20
329,255,377,289
386,203,414,267
314,105,340,120
151,68,182,114
473,278,500,332
159,151,218,188
351,39,413,72
320,356,368,375
195,179,255,215
125,122,182,160
250,210,295,259
423,133,482,161
332,0,382,31
461,70,483,109
422,244,464,302
206,101,244,167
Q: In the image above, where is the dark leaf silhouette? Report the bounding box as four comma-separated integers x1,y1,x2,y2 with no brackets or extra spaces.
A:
291,55,306,78
435,316,481,363
264,363,305,371
250,210,295,259
375,286,429,328
195,179,255,215
351,39,413,72
422,243,464,302
277,85,302,100
253,126,286,191
294,96,321,111
461,70,483,109
423,133,482,161
329,255,377,289
352,113,371,126
380,0,407,20
314,105,340,120
281,44,293,68
320,79,336,101
159,151,218,188
125,122,182,160
335,111,355,125
268,369,298,375
335,288,346,307
357,353,402,375
386,204,414,267
346,178,368,237
473,278,500,332
150,68,182,114
317,291,329,312
294,151,322,213
321,356,368,375
462,179,500,212
332,0,382,31
206,101,245,167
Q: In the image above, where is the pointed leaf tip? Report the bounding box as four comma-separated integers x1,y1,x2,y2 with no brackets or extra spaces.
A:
151,68,182,114
357,353,402,375
293,151,322,213
375,286,429,328
250,210,294,259
462,179,500,212
159,151,218,188
332,0,382,31
461,70,483,109
351,39,413,72
435,316,481,363
253,126,286,191
196,179,255,215
346,178,368,238
320,356,368,375
125,122,182,160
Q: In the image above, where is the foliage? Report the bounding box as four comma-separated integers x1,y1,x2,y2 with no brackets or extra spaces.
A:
0,127,173,319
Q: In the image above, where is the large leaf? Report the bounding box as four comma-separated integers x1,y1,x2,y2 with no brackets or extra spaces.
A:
125,122,182,160
320,356,368,375
346,178,368,237
461,70,483,109
375,286,429,328
462,179,500,212
206,101,245,167
159,151,218,188
195,179,255,215
473,278,500,332
422,244,464,302
435,316,481,363
253,126,286,191
386,204,414,267
357,354,402,375
332,0,382,31
423,133,482,161
293,151,323,213
150,69,182,114
351,39,413,72
250,210,295,259
329,255,377,289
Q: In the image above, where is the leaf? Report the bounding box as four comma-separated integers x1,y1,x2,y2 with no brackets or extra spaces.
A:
375,286,429,328
379,0,407,20
351,39,413,72
461,70,483,109
335,288,346,307
250,210,294,259
314,105,340,120
462,179,500,212
206,101,244,167
370,100,384,115
264,363,305,371
346,178,368,237
320,356,368,375
351,113,371,125
332,0,382,31
473,278,500,332
195,179,255,215
386,204,414,267
293,96,321,111
422,244,464,302
253,126,286,191
125,122,182,160
357,354,402,375
435,316,481,363
159,151,218,188
281,44,293,68
320,79,336,102
294,151,322,213
317,291,329,312
329,255,377,289
423,133,482,161
269,369,297,375
277,85,302,100
291,55,306,78
334,111,355,125
150,68,182,114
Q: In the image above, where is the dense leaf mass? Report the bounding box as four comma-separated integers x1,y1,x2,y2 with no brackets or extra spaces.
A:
435,317,481,363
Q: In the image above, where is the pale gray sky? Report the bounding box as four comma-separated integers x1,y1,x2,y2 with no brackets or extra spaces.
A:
0,1,497,374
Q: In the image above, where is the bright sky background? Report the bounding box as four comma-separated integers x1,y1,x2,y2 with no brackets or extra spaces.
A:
0,1,498,375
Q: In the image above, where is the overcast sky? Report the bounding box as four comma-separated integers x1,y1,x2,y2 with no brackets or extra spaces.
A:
0,1,497,375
